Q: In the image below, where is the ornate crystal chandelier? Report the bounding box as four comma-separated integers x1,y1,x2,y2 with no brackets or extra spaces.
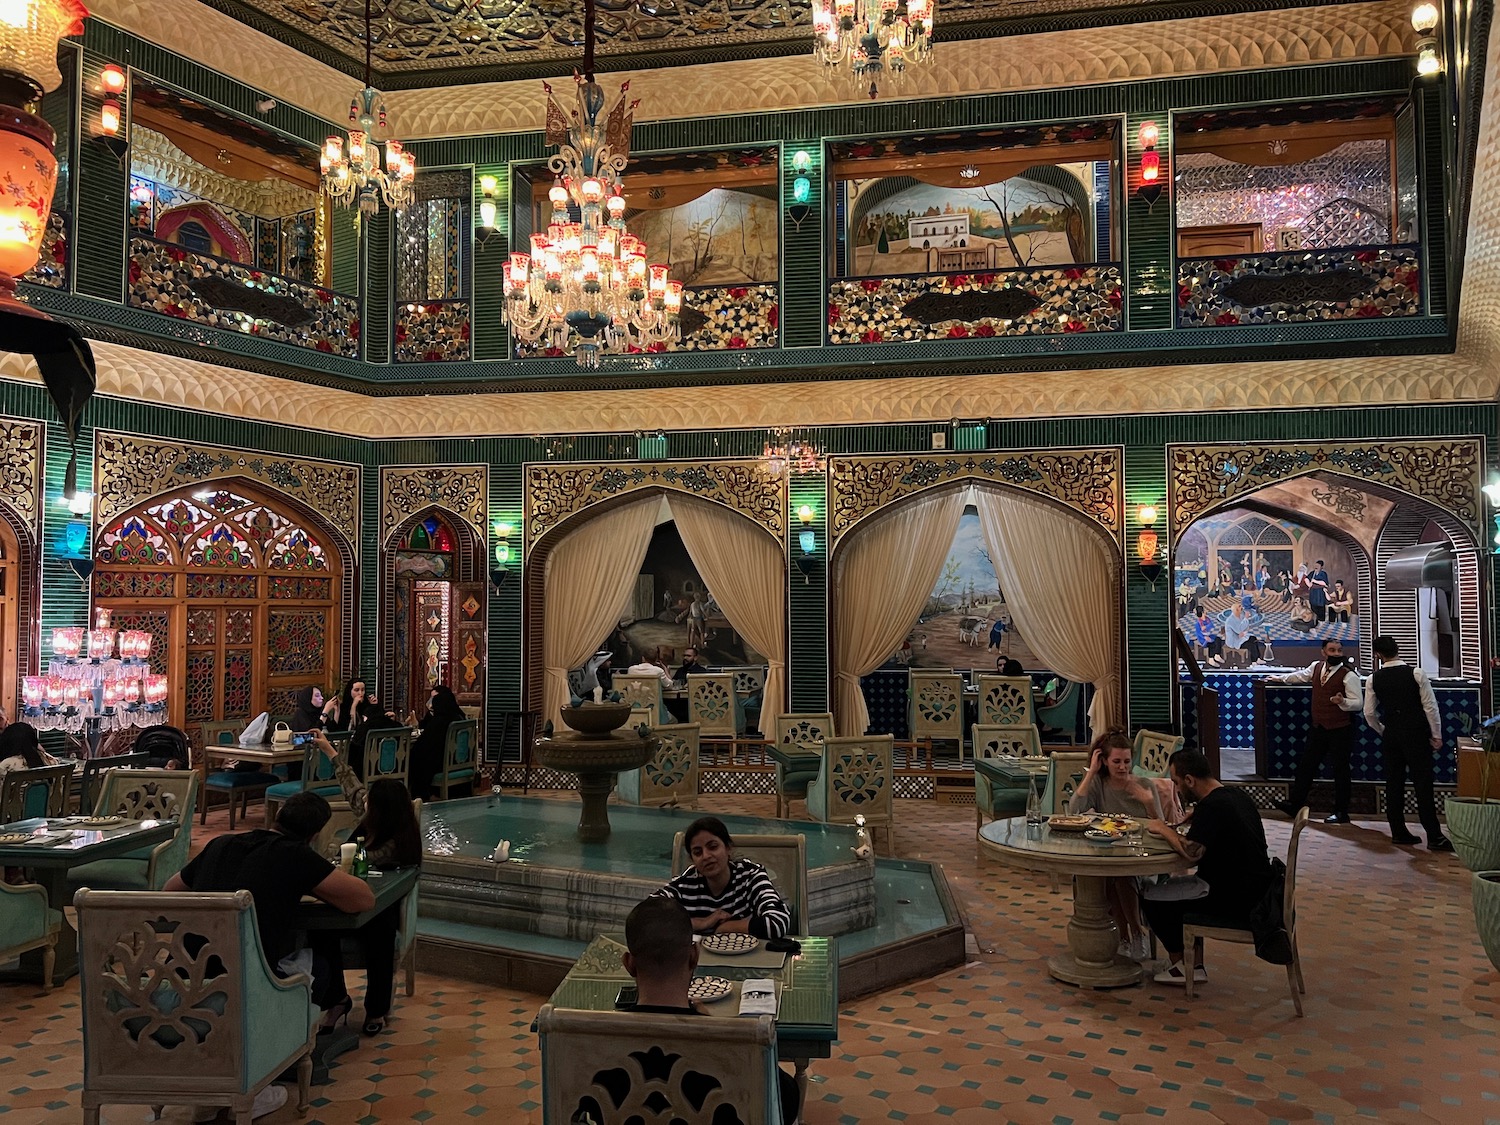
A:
503,0,681,368
320,0,414,229
812,0,936,99
23,609,168,737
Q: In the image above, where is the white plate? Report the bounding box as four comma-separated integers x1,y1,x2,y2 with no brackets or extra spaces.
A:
700,932,759,956
687,976,734,1003
0,832,34,844
80,817,125,828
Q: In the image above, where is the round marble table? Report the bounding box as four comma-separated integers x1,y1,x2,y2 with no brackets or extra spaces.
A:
978,815,1191,988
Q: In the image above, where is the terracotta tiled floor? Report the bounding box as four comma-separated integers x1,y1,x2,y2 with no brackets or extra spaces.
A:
4,793,1497,1123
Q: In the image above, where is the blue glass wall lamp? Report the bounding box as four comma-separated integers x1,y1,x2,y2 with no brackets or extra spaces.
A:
795,504,820,583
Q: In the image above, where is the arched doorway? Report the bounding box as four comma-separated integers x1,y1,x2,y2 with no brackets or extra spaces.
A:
92,482,346,738
381,507,486,722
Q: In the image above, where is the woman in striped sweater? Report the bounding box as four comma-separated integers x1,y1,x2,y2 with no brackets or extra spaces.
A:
657,816,791,939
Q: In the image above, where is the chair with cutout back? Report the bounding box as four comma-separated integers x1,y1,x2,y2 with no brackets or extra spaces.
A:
1041,751,1090,815
76,888,317,1125
263,736,343,827
0,762,73,823
771,712,834,819
537,1005,786,1125
1184,806,1309,1017
971,724,1045,830
1133,728,1185,778
0,879,61,993
363,726,414,785
670,830,809,936
687,672,744,764
808,734,896,853
614,673,670,728
77,752,152,816
905,670,963,767
618,723,700,808
68,768,198,892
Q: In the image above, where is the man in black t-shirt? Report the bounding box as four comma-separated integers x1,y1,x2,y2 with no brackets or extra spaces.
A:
1141,750,1272,986
620,897,800,1124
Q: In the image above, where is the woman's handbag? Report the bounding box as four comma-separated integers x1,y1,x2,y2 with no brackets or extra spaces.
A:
271,721,294,747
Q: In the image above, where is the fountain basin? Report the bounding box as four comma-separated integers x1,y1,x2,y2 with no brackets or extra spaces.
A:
534,728,657,842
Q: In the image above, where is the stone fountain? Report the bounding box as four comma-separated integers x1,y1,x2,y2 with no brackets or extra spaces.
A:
533,702,658,842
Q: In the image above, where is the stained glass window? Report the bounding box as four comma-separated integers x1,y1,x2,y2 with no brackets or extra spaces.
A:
96,489,330,572
399,512,456,553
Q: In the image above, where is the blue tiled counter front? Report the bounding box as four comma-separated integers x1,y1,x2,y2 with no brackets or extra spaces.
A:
1184,671,1272,750
1256,681,1477,785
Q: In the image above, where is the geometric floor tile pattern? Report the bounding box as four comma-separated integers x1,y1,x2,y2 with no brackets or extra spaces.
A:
3,794,1496,1123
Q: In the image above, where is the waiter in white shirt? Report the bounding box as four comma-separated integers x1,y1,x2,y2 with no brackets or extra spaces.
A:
1267,638,1362,824
1363,635,1453,851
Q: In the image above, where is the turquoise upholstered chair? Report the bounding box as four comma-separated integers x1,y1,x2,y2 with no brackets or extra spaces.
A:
971,723,1044,830
77,752,151,814
807,734,895,853
617,723,699,808
364,726,414,784
196,724,278,830
432,719,479,799
771,712,833,819
1036,680,1082,742
1041,751,1090,815
77,889,317,1125
0,880,61,993
538,1005,786,1125
0,762,72,822
264,737,342,827
1133,728,1185,778
976,675,1035,727
68,769,197,892
614,673,672,727
907,671,964,766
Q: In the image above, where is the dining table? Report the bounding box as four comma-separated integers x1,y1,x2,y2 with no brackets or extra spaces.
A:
548,932,839,1100
0,814,178,985
201,743,306,770
978,814,1192,988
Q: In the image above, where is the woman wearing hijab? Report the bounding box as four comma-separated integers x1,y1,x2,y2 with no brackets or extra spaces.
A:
408,685,465,799
291,686,326,732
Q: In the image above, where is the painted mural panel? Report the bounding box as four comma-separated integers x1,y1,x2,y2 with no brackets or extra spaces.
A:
1176,506,1360,655
625,188,779,286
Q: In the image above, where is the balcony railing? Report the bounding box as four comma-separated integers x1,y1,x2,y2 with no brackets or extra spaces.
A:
395,298,471,363
826,263,1123,344
514,281,779,357
127,235,359,357
1176,244,1422,328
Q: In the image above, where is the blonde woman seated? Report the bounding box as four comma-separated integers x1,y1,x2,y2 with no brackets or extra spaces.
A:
1069,731,1184,960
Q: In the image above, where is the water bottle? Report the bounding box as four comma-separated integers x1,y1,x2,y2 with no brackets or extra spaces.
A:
1025,780,1044,828
353,844,369,879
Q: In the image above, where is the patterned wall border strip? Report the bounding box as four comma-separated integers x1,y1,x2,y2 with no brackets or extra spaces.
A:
93,431,362,546
0,416,44,537
827,449,1124,553
1166,438,1485,544
379,464,489,547
525,460,786,549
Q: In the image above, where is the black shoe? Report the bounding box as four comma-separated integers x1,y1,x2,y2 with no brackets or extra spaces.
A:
1323,813,1351,825
1391,831,1421,845
1427,836,1455,852
1273,801,1298,818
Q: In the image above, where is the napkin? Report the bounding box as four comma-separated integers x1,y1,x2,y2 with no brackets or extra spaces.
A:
737,978,778,1016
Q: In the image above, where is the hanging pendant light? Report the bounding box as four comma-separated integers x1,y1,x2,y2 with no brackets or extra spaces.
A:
502,0,680,368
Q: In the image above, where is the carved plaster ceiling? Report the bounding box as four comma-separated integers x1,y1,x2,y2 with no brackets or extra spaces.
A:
188,0,1381,86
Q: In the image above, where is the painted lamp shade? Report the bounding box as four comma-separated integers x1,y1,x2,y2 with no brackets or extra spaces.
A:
0,108,56,279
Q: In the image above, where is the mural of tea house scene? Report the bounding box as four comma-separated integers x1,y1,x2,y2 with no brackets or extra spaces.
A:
517,146,780,353
124,77,353,354
827,121,1122,343
1173,96,1422,328
1175,499,1366,670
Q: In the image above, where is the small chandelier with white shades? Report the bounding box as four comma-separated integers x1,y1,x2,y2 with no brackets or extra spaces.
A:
812,0,936,99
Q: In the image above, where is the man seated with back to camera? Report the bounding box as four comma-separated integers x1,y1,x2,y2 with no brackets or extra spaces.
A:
1139,749,1273,986
621,897,800,1124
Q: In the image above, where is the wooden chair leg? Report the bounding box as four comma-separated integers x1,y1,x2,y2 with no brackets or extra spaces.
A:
298,1052,312,1112
1286,960,1303,1017
41,936,55,995
405,948,415,997
1184,931,1199,1000
1292,936,1305,994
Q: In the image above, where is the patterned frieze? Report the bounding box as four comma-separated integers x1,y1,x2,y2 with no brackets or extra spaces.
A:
380,465,488,545
1177,246,1421,328
526,460,785,548
828,449,1122,552
1167,439,1483,542
94,432,360,546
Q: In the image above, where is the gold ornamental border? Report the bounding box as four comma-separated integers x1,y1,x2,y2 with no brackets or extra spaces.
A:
379,464,488,546
1167,438,1484,544
525,460,785,549
0,416,42,534
827,449,1124,553
94,432,361,546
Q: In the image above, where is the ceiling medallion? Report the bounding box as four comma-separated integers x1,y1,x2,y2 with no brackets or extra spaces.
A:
812,0,936,99
319,0,415,230
503,0,681,368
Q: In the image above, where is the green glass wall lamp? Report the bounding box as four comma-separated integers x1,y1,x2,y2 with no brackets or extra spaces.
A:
796,504,820,583
491,521,514,591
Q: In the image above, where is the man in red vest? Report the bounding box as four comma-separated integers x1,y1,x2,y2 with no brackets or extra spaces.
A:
1268,638,1363,824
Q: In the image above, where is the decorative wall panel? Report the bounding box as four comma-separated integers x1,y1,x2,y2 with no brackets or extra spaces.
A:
94,431,360,546
1177,247,1421,327
828,450,1123,551
380,464,488,545
1167,439,1484,542
526,460,785,548
0,417,42,533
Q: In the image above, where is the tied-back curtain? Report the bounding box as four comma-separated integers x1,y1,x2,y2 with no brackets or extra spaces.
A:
542,497,660,726
833,489,966,736
972,488,1122,740
671,494,788,720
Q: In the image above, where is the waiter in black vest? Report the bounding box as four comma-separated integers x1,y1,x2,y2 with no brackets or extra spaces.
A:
1268,637,1362,824
1363,635,1453,851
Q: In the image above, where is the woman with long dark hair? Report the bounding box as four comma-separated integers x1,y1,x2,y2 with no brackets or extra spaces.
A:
310,731,422,1036
0,721,55,780
323,678,364,733
408,685,465,799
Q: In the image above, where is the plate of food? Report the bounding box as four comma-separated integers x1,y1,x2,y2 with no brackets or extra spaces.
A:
80,816,125,828
0,832,35,844
1084,828,1125,844
700,932,759,955
1047,814,1094,832
1092,816,1139,835
687,975,734,1003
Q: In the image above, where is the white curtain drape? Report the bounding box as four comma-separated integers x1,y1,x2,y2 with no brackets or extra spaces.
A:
671,494,787,718
542,497,660,726
832,489,966,736
972,487,1122,740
